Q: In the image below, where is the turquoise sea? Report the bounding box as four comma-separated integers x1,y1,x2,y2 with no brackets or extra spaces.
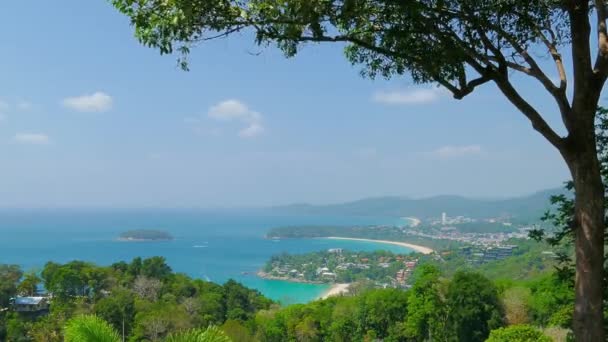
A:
0,209,413,304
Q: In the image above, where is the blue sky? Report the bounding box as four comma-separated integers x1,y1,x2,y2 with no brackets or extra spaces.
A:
0,1,574,207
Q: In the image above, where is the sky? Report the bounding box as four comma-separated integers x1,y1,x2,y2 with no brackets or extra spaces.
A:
0,1,577,208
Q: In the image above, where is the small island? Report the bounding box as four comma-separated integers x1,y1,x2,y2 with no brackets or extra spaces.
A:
118,229,173,241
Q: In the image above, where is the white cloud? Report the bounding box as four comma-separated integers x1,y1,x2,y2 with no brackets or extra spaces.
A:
14,133,50,145
372,88,443,105
239,122,264,138
62,92,113,112
208,99,264,138
432,145,482,158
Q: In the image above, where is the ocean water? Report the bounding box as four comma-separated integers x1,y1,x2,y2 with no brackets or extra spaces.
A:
0,209,412,303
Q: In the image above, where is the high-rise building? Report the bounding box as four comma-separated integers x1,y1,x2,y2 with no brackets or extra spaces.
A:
441,212,447,225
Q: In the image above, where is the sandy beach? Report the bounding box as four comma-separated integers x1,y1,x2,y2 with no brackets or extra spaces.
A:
324,237,434,254
319,283,350,299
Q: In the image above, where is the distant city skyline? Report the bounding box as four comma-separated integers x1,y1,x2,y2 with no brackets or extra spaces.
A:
0,2,571,208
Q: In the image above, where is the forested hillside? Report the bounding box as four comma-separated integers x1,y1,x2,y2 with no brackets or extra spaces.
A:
275,188,566,222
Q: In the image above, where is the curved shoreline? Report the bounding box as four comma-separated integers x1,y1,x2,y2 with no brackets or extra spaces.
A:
323,236,434,254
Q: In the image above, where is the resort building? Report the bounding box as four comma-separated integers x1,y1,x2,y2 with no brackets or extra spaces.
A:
11,296,50,313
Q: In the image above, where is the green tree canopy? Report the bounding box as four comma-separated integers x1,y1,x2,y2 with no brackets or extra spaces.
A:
486,324,552,342
0,264,22,307
444,271,504,342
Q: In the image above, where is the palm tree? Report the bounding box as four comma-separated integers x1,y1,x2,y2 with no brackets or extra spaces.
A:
64,315,232,342
165,326,232,342
64,315,121,342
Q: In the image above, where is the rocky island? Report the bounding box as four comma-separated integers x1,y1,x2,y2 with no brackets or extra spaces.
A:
118,229,173,241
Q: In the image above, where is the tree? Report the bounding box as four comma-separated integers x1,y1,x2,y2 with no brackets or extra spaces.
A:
221,320,254,342
501,286,532,325
18,271,41,296
165,326,232,342
486,324,552,342
94,288,135,340
141,257,172,280
0,265,22,307
64,315,231,342
132,275,162,301
111,1,608,339
404,264,443,341
444,271,504,342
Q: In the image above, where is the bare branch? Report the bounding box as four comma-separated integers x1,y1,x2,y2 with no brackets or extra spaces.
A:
199,26,245,41
436,73,492,100
535,26,568,91
481,22,573,132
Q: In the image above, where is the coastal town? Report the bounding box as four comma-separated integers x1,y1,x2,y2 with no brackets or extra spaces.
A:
258,248,420,292
260,211,548,295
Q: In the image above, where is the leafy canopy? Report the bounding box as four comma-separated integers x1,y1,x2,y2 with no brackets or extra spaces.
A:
112,0,566,81
486,324,552,342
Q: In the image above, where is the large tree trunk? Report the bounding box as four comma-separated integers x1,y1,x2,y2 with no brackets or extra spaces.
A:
564,122,606,341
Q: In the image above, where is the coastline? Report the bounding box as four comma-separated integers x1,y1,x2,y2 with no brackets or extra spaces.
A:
323,236,434,254
256,271,325,284
319,283,350,299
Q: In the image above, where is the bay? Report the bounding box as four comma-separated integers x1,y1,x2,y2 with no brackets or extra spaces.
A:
0,209,412,303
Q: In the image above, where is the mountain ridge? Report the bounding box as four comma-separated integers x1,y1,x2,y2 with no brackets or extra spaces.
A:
273,187,568,222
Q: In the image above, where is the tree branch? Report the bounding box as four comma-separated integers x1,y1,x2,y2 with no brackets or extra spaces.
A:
483,22,573,132
535,25,568,91
494,76,565,150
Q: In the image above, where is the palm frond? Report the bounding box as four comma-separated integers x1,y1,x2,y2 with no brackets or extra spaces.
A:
64,315,121,342
165,326,232,342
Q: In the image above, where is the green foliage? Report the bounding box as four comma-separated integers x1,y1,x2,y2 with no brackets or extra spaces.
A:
2,257,271,341
0,255,577,341
443,271,504,342
221,319,254,342
141,256,172,279
527,273,573,327
264,249,415,284
404,264,443,340
64,315,121,342
94,288,135,336
17,271,41,296
165,326,232,342
0,264,22,307
486,324,551,342
64,316,232,342
5,313,31,342
42,260,109,300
